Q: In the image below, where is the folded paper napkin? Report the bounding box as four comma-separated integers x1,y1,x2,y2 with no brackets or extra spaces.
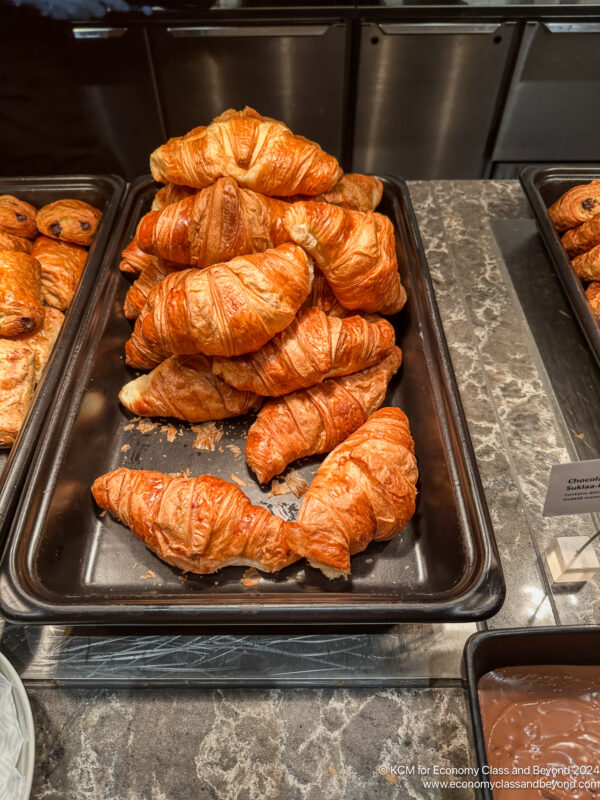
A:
0,674,22,800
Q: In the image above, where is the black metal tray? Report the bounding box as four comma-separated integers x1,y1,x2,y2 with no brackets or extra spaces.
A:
520,166,600,369
0,175,504,625
464,626,600,800
0,175,125,547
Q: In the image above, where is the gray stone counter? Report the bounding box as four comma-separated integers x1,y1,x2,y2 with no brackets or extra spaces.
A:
15,179,600,799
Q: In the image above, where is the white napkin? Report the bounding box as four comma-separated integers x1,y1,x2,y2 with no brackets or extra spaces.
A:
0,675,23,800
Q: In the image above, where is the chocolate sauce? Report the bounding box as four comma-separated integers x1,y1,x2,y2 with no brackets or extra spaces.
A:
479,665,600,799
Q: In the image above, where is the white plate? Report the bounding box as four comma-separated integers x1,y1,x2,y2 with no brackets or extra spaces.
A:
0,652,34,800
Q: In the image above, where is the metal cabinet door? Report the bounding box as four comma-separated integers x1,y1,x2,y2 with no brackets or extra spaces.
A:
353,22,517,179
149,24,347,160
66,26,165,179
493,22,600,163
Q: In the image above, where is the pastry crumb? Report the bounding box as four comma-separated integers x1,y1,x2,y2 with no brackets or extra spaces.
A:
166,424,177,443
214,580,219,586
137,418,158,434
381,772,397,785
576,432,585,439
132,562,138,569
230,473,247,487
99,510,107,518
218,446,224,453
365,558,373,564
115,551,120,557
140,570,156,580
269,469,308,498
241,567,261,587
120,444,130,452
226,444,241,458
131,416,141,422
123,423,134,431
328,767,337,775
191,422,222,451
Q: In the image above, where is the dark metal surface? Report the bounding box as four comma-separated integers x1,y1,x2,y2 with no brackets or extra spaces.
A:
148,22,348,160
464,627,600,800
352,21,517,179
0,175,125,550
520,166,600,371
0,176,504,626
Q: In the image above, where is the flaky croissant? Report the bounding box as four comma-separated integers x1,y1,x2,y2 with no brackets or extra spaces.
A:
549,181,600,232
246,347,402,483
119,354,262,422
18,306,63,383
151,182,196,212
286,174,383,212
562,214,600,257
150,107,342,197
136,177,289,268
125,243,313,369
287,407,418,578
91,468,300,574
212,306,396,396
123,257,178,321
31,235,87,311
572,245,600,282
0,196,37,239
120,238,152,276
36,199,102,246
284,201,406,315
0,250,44,336
587,282,600,323
0,231,33,254
0,340,35,448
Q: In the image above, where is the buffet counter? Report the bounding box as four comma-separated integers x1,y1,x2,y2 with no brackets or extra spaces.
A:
5,177,597,798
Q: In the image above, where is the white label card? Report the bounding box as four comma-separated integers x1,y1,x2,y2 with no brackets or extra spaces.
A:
543,459,600,517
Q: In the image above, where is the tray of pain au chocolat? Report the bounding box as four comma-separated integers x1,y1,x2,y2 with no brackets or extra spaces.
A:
0,175,125,548
0,108,504,625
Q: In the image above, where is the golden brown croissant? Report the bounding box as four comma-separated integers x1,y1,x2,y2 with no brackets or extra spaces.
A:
137,177,290,268
572,245,600,282
151,182,196,212
125,243,313,369
287,407,418,578
549,181,600,232
562,214,600,257
123,257,178,321
150,107,342,197
31,236,87,310
246,347,402,483
0,231,33,254
119,354,262,422
91,468,300,574
284,201,406,315
0,196,37,239
286,174,383,212
17,306,63,383
36,199,102,246
586,282,600,323
120,238,152,276
0,250,44,336
302,267,349,318
212,306,396,396
0,340,35,448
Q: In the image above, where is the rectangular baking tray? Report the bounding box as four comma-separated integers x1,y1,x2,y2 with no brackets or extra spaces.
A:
0,175,125,547
520,166,600,368
464,627,600,800
0,175,504,625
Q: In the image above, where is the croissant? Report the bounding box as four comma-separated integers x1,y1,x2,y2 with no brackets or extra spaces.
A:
302,267,349,318
572,245,600,282
587,282,600,323
0,231,33,254
123,257,178,321
36,199,102,246
18,306,63,382
137,177,289,268
286,174,383,213
91,468,300,574
125,243,313,369
120,238,152,276
0,250,44,336
284,202,406,315
0,196,37,239
119,354,262,422
0,340,35,448
151,182,196,212
212,306,396,396
31,236,87,311
246,347,402,483
150,107,342,197
549,181,600,232
287,407,418,578
562,214,600,257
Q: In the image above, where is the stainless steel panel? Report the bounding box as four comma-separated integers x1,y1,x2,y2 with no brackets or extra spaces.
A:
149,23,347,159
353,22,517,179
494,22,600,162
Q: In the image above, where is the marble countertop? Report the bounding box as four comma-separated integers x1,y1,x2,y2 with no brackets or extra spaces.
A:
14,178,600,800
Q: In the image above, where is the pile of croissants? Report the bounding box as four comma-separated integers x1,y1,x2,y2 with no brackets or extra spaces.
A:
550,180,600,322
92,107,419,580
0,196,102,447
